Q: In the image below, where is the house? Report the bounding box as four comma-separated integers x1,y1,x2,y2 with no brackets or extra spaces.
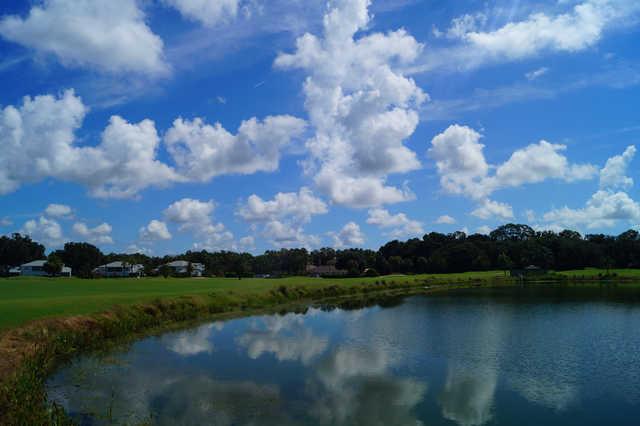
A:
94,261,144,277
163,260,205,277
8,267,21,276
510,265,547,278
306,264,348,278
20,260,72,277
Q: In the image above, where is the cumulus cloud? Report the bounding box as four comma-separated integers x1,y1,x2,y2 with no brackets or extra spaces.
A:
366,208,424,239
164,115,307,183
45,204,73,219
164,198,215,230
238,187,327,223
164,0,239,27
275,0,426,208
0,90,181,198
237,188,327,248
329,222,365,248
262,220,321,249
541,146,640,230
139,220,172,241
163,198,234,251
435,215,456,225
599,145,636,190
429,125,597,201
20,216,65,247
471,199,514,220
0,0,168,75
543,190,640,229
72,222,114,245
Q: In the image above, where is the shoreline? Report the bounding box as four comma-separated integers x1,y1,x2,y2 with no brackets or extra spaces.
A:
1,276,638,424
1,278,497,424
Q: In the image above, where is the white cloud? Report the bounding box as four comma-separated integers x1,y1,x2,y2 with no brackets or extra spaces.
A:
0,0,168,75
275,0,426,208
139,220,172,241
416,0,640,73
367,208,424,239
164,198,234,251
164,0,239,27
72,222,113,245
476,225,492,235
525,67,549,81
164,198,215,230
429,124,490,199
239,236,255,250
543,190,640,229
238,187,327,223
472,199,514,220
45,204,73,219
599,145,635,190
329,222,365,248
429,125,597,213
435,215,456,225
262,220,320,249
165,115,306,183
0,90,181,198
238,188,328,249
20,216,65,247
0,217,12,227
542,146,640,230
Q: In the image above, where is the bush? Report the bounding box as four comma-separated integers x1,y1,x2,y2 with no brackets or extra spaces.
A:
364,268,379,277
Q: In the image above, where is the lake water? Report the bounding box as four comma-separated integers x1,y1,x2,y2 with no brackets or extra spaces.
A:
47,293,640,425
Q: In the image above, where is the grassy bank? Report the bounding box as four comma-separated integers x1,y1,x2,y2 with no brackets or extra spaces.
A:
1,269,639,424
0,272,510,424
0,271,507,331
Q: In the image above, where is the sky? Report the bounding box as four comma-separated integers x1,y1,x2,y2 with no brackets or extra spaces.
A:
0,0,639,255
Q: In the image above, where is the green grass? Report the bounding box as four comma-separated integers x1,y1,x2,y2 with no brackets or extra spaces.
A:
557,268,640,277
0,271,506,331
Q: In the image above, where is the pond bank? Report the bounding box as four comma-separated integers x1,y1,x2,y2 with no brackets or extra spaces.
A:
2,277,639,424
0,278,502,424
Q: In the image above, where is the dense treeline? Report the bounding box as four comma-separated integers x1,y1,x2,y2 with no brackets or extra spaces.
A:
1,224,640,277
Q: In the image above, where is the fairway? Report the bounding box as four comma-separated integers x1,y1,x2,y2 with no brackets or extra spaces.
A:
0,272,506,331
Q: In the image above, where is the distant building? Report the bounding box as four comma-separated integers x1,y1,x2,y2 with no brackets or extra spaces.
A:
94,261,144,278
306,264,348,277
510,265,547,278
8,267,21,276
20,260,72,277
163,260,205,277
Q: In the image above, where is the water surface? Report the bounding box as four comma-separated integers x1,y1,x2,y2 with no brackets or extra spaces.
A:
47,293,640,425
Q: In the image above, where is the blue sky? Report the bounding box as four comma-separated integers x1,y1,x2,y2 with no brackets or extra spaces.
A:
0,0,639,255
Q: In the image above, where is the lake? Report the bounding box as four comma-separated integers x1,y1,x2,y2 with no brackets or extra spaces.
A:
47,292,640,425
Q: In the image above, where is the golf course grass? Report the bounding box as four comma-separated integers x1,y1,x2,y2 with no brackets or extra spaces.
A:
0,271,507,331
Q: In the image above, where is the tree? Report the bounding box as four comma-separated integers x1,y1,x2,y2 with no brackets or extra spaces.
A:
497,253,513,276
43,254,63,277
0,234,45,269
58,242,103,277
159,264,171,278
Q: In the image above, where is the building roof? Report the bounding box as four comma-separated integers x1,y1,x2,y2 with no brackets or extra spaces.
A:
166,261,204,268
99,261,142,268
166,260,190,267
21,260,47,267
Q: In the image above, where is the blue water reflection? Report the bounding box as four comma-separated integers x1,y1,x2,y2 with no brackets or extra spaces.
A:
47,295,640,425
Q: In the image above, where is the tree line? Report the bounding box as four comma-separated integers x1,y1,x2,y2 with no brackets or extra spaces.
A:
1,224,639,277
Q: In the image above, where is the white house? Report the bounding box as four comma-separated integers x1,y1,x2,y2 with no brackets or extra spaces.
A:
94,261,144,278
20,260,72,277
163,260,205,277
